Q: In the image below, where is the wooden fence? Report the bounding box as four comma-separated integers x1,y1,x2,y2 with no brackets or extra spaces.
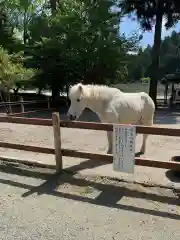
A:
0,96,50,115
0,113,180,173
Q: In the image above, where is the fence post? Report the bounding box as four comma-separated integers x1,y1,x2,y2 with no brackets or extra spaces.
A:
7,94,12,114
52,112,62,172
20,96,24,113
47,97,50,109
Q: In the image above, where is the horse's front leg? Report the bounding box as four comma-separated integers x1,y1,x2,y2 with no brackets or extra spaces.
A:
140,134,148,154
102,112,119,155
107,131,113,154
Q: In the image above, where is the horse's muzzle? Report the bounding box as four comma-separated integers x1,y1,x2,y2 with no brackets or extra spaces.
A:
67,114,76,121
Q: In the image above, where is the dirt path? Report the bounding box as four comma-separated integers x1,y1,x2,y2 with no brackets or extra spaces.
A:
0,163,179,240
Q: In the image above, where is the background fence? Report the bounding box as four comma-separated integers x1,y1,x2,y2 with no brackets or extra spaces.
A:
0,96,51,115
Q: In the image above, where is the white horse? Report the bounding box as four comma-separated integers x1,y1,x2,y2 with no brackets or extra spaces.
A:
67,83,155,154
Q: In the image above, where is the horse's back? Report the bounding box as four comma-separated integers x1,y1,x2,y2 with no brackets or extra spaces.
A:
110,90,155,124
139,91,155,111
121,91,155,108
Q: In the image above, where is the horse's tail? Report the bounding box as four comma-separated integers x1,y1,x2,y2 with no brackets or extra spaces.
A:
140,92,155,125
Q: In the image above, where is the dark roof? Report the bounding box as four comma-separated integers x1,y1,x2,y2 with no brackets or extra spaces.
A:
161,73,180,84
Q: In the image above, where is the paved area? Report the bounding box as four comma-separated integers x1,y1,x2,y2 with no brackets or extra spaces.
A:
0,162,180,240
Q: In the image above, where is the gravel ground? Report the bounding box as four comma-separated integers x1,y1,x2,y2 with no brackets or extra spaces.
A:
0,163,180,240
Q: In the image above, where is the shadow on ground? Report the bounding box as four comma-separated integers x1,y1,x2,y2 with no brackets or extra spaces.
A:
0,160,180,221
154,109,180,125
166,170,180,183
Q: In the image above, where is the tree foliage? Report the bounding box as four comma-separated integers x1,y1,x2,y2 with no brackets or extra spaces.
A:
5,0,180,104
119,0,180,31
25,0,140,99
127,30,180,82
0,47,35,89
4,0,47,44
0,5,23,53
119,0,180,105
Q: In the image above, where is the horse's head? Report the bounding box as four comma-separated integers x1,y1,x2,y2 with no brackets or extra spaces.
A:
67,83,87,120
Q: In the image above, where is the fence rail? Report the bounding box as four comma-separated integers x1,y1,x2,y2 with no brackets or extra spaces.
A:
0,116,52,126
0,96,50,115
0,99,48,106
0,113,180,173
1,115,180,136
8,108,54,117
0,141,180,170
60,120,180,137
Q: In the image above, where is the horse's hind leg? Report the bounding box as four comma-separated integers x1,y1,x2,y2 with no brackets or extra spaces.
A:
140,134,148,154
140,116,153,154
107,131,113,154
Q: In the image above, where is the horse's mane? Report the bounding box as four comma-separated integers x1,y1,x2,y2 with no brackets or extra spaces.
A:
70,83,121,101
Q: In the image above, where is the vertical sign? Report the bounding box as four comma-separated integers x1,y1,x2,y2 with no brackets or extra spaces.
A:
113,124,136,174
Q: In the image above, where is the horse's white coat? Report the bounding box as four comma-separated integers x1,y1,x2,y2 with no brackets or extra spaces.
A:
67,83,155,154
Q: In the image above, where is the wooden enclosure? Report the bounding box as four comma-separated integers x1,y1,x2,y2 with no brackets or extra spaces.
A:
0,113,180,173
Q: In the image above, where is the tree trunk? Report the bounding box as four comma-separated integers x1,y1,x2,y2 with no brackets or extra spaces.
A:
65,84,70,108
13,88,19,94
149,2,163,108
50,0,56,14
13,88,19,101
51,84,60,104
38,88,42,95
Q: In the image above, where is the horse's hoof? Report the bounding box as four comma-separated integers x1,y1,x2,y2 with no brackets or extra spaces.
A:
140,149,145,155
107,149,112,154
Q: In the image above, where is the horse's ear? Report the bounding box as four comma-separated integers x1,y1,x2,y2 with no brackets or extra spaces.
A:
78,83,83,92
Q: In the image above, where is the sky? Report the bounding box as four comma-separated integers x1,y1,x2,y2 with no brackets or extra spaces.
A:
120,16,180,49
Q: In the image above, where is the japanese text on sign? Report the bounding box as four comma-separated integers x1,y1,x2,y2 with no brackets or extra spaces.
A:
113,125,136,174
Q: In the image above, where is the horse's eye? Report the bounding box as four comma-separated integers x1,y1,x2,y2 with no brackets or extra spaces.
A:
77,99,80,102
